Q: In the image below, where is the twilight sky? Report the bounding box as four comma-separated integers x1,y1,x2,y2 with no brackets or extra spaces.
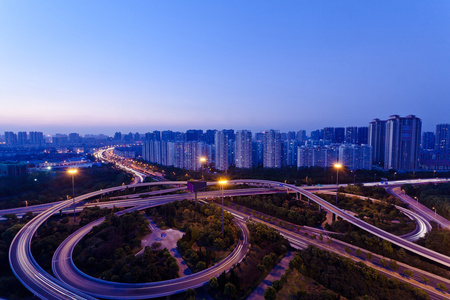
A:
0,1,449,135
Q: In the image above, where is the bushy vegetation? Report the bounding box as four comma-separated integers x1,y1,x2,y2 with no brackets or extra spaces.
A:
292,246,430,300
327,220,450,280
147,200,239,273
74,210,177,283
232,194,326,227
0,213,35,299
402,182,450,220
208,221,290,299
417,230,450,257
319,193,414,235
0,164,132,210
32,206,118,272
340,184,405,206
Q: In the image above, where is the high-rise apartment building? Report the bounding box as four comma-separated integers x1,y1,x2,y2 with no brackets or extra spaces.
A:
345,127,358,144
186,129,203,142
203,129,216,144
4,132,17,145
323,127,334,142
369,118,386,166
284,139,298,166
252,141,264,166
215,130,229,171
17,132,27,145
296,130,307,143
421,132,435,150
29,131,44,145
334,127,345,143
310,129,323,141
357,127,369,144
297,146,338,168
263,130,282,168
384,115,421,170
435,124,450,153
235,130,252,168
339,144,372,170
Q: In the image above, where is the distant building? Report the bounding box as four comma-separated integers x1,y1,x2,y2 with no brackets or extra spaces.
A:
29,131,44,145
369,118,386,166
17,132,27,145
345,127,358,144
69,133,81,143
421,132,435,150
384,115,421,170
296,130,307,143
203,129,216,144
186,129,203,142
310,129,323,141
435,124,450,153
4,131,17,145
263,130,282,168
215,130,229,171
235,130,252,168
357,127,369,145
297,146,338,168
284,139,298,166
323,127,334,142
252,141,264,166
114,132,122,141
339,144,372,170
334,127,345,143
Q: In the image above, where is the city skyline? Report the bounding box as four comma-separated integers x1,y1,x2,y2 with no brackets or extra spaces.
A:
1,1,449,134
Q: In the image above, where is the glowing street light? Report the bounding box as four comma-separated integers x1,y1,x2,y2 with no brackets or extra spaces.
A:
200,157,207,180
68,169,78,221
219,179,228,236
433,206,436,218
334,163,342,206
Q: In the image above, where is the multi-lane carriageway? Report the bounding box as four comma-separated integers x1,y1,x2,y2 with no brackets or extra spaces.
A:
8,178,450,299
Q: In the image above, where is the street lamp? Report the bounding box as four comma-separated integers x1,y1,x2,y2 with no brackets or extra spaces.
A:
200,157,206,180
218,179,228,236
334,163,342,206
433,207,436,217
68,169,78,221
394,172,397,181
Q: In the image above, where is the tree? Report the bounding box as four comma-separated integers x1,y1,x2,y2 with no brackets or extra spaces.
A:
185,288,196,300
209,277,218,290
421,275,430,284
380,259,387,267
273,279,283,292
224,282,237,299
366,252,373,261
437,282,448,292
196,261,206,271
389,260,399,271
345,246,351,254
257,264,265,273
403,269,413,278
264,286,277,300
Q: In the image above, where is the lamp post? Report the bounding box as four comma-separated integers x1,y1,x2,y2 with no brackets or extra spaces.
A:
68,169,78,221
200,157,206,180
434,170,436,179
219,180,228,236
334,163,342,206
394,172,397,181
433,207,436,217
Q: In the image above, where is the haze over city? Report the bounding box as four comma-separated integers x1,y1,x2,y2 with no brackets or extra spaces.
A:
1,1,449,134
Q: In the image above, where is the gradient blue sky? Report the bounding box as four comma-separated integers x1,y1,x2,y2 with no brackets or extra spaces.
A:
1,1,449,135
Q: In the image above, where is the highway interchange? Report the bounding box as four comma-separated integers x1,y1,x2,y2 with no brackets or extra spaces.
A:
5,149,450,299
